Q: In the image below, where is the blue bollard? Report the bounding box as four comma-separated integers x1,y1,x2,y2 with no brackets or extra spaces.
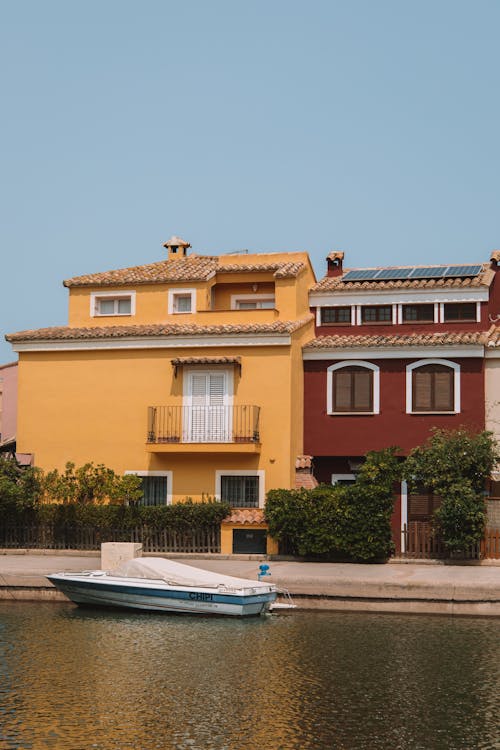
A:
258,563,270,581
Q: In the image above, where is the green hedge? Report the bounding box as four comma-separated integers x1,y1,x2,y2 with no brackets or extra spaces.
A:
265,448,401,561
10,500,231,531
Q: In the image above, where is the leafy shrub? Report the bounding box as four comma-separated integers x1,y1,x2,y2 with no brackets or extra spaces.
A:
265,484,343,557
0,457,42,514
335,449,401,560
42,462,143,505
403,428,499,496
403,428,499,553
433,481,487,554
265,448,401,561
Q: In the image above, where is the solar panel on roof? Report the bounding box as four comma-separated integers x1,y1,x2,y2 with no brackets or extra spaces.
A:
409,266,449,279
342,270,380,281
375,268,414,280
444,265,482,278
341,263,482,284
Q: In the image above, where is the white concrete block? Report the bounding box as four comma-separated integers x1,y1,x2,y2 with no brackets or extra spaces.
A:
101,542,142,571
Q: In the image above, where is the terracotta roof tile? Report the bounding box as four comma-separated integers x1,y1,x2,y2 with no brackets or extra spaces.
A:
170,356,241,367
311,264,494,293
490,251,500,263
222,509,266,525
304,331,486,350
6,317,313,343
64,257,305,287
296,455,313,470
64,257,219,287
217,262,305,278
485,324,500,347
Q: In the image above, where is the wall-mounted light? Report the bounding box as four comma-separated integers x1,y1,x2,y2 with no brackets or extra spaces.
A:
252,284,258,292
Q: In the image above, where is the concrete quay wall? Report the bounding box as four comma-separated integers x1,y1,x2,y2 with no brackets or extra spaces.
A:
1,553,500,616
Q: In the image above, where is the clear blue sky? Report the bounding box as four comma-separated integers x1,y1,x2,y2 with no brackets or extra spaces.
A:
2,0,500,361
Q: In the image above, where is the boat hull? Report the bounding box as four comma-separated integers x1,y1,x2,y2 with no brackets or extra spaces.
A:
48,574,277,617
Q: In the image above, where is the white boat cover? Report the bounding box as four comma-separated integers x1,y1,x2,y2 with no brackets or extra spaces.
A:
112,557,273,591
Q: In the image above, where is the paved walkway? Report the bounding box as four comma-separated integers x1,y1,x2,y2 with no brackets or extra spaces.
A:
1,552,500,616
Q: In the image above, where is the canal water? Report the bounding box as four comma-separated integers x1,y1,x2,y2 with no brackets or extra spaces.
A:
0,603,499,750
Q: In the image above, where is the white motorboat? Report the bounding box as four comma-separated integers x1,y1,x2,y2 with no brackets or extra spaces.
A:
47,557,277,617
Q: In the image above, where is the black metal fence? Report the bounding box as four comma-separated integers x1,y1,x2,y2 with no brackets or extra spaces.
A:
0,523,221,554
147,405,260,444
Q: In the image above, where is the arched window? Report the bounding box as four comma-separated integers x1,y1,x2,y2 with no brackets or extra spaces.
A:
327,361,380,414
406,359,460,414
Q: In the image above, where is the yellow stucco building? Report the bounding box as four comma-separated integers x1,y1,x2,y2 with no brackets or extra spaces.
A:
7,237,316,554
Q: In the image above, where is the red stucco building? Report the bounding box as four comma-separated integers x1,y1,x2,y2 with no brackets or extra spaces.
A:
304,251,500,553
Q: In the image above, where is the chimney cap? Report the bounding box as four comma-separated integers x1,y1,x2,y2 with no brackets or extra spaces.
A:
163,235,191,250
327,251,344,262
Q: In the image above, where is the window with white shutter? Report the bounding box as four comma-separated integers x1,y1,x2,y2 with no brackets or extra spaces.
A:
185,370,231,442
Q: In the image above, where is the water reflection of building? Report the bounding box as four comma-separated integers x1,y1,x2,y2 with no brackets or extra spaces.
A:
2,608,499,749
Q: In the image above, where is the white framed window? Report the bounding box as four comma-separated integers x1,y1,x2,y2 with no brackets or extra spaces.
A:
215,469,265,508
168,288,196,314
360,305,394,325
438,302,481,323
183,368,233,442
91,291,135,317
316,306,356,326
230,294,275,310
124,470,173,505
400,304,435,324
406,359,460,414
327,360,380,415
319,306,352,325
331,473,356,486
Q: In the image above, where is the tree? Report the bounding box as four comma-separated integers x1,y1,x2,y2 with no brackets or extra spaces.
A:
0,456,42,513
403,428,499,554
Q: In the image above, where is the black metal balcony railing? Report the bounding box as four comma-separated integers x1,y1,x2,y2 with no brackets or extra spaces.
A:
147,405,260,444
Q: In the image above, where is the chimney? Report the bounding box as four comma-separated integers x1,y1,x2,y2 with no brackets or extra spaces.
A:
326,251,344,277
163,235,191,260
490,250,500,270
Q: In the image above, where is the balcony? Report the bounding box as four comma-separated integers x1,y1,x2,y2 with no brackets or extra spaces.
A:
146,405,261,453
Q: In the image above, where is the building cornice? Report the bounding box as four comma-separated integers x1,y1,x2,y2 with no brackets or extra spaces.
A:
10,334,293,353
303,345,484,360
309,288,489,307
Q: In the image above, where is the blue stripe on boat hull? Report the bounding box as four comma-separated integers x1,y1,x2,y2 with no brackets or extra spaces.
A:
48,576,276,617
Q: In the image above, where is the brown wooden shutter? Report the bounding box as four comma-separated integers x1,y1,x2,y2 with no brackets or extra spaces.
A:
333,367,373,412
413,370,432,411
334,371,352,411
353,370,372,410
408,493,432,520
413,364,454,412
434,369,453,411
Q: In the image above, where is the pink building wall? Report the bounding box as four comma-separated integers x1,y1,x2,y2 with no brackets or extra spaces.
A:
0,362,18,441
